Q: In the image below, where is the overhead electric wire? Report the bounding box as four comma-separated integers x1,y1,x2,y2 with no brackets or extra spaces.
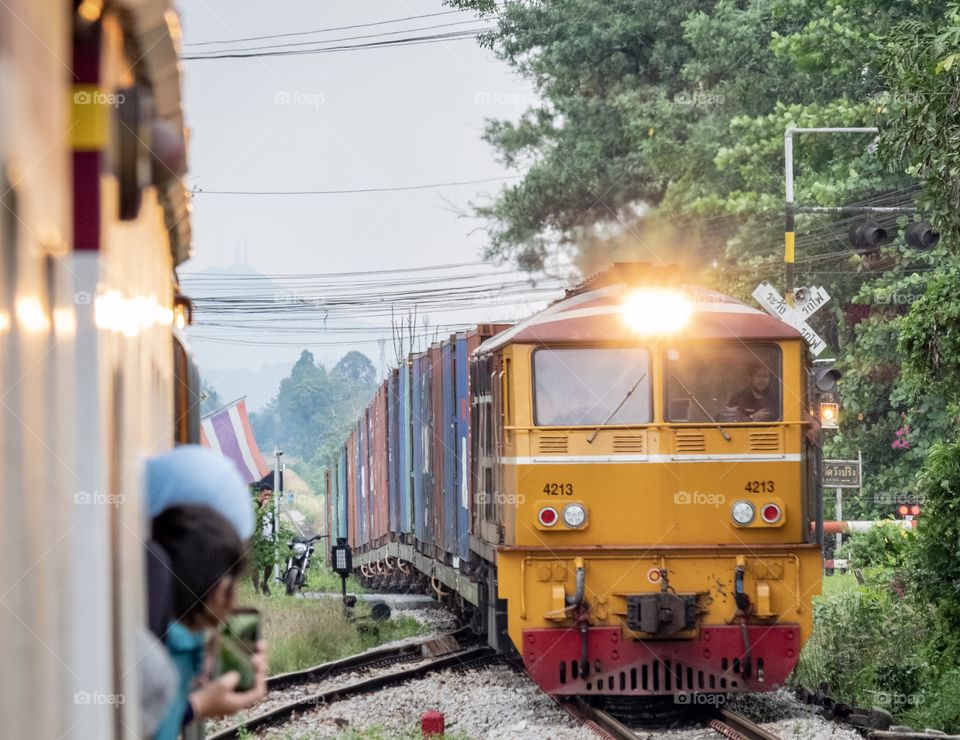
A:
185,9,465,47
187,19,487,56
191,176,518,196
183,28,494,61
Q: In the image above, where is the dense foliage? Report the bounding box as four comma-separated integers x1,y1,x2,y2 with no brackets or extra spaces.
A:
251,350,377,491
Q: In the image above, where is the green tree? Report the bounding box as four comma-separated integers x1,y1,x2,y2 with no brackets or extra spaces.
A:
251,350,378,490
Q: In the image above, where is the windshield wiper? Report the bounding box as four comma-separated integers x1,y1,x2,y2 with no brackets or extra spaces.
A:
587,372,647,444
671,375,732,442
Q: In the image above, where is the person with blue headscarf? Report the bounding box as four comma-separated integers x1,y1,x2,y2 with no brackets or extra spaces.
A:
146,445,267,739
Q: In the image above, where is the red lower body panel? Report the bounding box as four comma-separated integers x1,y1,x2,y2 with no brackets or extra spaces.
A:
521,625,800,695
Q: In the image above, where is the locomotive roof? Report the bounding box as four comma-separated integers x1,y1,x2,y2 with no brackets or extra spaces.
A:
474,276,804,355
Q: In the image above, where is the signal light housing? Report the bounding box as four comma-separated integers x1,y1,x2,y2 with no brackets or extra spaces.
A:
849,220,891,252
819,402,839,429
904,221,939,251
814,366,842,393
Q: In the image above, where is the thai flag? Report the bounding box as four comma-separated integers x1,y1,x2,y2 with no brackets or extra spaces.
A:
199,398,270,484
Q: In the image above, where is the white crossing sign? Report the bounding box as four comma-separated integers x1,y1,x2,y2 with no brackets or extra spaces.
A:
752,282,828,356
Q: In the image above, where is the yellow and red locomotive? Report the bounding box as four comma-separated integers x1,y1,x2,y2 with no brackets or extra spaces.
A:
327,263,822,697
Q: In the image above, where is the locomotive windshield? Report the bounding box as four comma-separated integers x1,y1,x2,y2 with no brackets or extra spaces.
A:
533,347,652,426
665,343,782,423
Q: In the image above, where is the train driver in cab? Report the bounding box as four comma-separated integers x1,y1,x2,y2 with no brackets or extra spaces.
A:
726,362,778,422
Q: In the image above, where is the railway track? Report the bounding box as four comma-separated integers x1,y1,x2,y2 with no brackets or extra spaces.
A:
562,698,783,740
207,630,493,740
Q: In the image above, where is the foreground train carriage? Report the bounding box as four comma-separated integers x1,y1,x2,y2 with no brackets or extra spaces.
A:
327,264,823,697
0,2,196,737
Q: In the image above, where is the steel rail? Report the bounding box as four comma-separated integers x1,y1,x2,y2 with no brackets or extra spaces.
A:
562,698,639,740
265,626,471,691
710,708,783,740
207,644,494,740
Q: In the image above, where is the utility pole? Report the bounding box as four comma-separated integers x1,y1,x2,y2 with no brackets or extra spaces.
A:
784,126,884,296
273,448,283,584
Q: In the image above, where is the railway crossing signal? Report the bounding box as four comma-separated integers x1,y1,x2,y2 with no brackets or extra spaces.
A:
752,282,829,356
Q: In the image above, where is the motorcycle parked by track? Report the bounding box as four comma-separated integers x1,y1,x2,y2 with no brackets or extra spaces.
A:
283,533,322,595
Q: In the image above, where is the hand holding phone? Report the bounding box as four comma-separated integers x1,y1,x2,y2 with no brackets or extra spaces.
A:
216,608,262,691
190,638,268,719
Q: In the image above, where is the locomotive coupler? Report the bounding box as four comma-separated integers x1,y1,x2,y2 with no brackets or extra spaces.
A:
733,557,753,678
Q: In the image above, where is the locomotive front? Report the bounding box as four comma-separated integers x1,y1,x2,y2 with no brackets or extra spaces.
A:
474,267,823,697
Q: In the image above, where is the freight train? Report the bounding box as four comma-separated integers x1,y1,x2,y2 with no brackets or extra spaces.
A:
0,2,197,737
326,263,824,697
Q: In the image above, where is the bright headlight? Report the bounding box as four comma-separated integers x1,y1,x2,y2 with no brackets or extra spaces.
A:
562,503,587,528
293,542,308,556
731,500,755,525
621,289,693,335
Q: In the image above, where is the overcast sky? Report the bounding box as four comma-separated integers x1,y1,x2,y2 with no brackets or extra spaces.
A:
179,1,557,405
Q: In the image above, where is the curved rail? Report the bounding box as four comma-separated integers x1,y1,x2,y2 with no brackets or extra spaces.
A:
208,642,494,740
266,626,471,691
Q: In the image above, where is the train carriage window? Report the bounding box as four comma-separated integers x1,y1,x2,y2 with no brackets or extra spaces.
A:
533,347,651,426
665,344,782,423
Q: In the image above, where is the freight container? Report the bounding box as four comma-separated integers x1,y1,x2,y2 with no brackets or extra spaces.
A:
429,343,444,560
454,332,470,564
399,361,413,535
387,370,400,536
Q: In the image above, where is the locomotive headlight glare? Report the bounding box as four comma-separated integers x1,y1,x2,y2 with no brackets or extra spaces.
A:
621,289,692,335
731,500,755,525
562,503,587,528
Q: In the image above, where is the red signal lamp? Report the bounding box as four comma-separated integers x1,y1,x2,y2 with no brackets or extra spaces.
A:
761,503,782,524
538,506,558,527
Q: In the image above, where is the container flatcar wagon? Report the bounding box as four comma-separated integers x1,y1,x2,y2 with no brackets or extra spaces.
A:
327,265,825,698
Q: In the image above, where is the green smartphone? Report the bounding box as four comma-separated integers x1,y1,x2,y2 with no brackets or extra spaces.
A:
216,608,262,691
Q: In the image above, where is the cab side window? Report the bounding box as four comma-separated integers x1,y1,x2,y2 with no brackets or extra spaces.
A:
665,344,782,423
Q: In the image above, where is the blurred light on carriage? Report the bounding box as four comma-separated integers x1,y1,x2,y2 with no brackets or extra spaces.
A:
0,310,10,333
95,290,173,335
173,302,189,329
15,297,51,333
621,288,692,334
53,307,76,337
